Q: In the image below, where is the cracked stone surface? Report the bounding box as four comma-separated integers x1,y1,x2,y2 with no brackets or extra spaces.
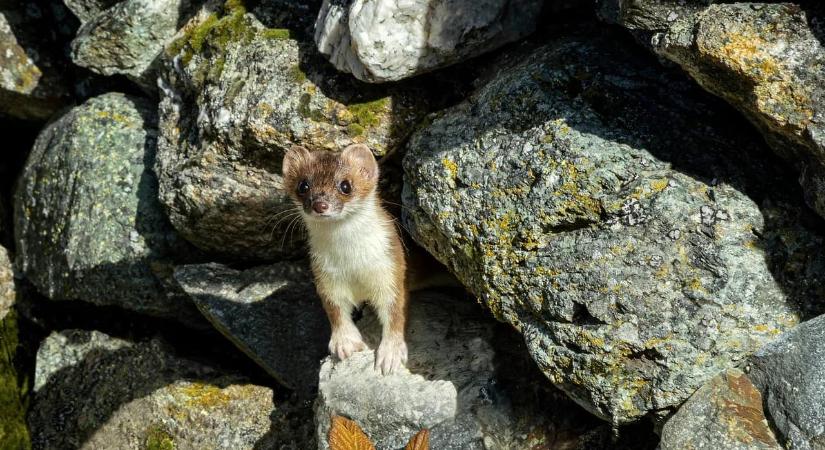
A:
402,27,825,424
314,0,543,82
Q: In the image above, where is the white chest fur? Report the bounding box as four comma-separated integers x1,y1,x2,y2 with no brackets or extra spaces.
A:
305,199,398,306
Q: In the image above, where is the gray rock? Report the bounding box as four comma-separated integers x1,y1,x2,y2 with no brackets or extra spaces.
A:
402,29,825,424
314,0,543,83
29,329,278,450
660,368,782,450
0,10,70,120
14,92,199,319
748,314,825,450
71,0,192,91
174,261,329,394
0,246,12,321
601,2,825,222
157,4,429,259
64,0,121,23
316,291,603,450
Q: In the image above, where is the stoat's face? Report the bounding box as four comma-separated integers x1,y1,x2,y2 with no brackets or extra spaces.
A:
281,144,379,222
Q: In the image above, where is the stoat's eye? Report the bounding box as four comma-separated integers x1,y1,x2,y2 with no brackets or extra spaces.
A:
297,179,310,195
339,180,352,195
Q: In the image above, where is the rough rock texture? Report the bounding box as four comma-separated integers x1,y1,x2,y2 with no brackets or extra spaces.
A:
748,314,825,450
71,0,192,91
0,246,13,320
0,9,70,120
14,93,199,319
174,261,329,394
599,1,825,222
316,291,589,450
403,29,825,423
64,0,122,23
29,329,278,450
157,3,430,260
314,0,543,82
660,368,782,450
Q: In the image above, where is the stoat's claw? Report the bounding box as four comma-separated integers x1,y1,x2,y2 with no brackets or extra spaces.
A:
329,327,366,361
375,337,408,375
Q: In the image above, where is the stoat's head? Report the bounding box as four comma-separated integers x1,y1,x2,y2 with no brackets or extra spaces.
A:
281,144,379,222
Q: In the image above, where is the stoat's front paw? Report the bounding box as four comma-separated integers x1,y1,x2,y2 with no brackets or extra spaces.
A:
375,336,408,375
329,327,367,361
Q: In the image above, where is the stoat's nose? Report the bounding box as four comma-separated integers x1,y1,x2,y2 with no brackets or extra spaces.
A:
312,201,329,213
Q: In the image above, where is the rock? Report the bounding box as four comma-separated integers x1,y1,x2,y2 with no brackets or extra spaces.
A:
0,245,28,450
660,368,782,450
314,0,543,83
747,314,825,449
64,0,121,23
157,3,429,260
14,92,199,320
0,9,70,120
174,261,329,394
29,329,280,450
402,29,825,423
315,290,608,450
600,2,825,223
70,0,193,91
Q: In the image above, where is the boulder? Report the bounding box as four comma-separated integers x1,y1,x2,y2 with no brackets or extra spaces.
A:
14,92,199,320
748,314,825,450
600,2,825,222
315,291,620,450
314,0,543,82
402,29,825,423
0,246,10,321
174,261,329,394
0,9,70,120
28,329,285,450
157,3,429,260
70,0,193,91
659,368,782,450
64,0,122,23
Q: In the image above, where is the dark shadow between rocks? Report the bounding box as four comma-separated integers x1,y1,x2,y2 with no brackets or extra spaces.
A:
797,1,825,46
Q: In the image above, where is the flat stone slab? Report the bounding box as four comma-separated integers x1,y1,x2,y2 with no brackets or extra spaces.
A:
174,262,329,394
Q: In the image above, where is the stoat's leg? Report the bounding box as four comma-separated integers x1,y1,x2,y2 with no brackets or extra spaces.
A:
373,286,408,375
319,287,366,361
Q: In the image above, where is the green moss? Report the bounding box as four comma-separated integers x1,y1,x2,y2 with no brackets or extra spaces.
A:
347,123,365,136
260,28,290,40
346,97,389,130
144,425,175,450
288,65,307,83
0,310,31,450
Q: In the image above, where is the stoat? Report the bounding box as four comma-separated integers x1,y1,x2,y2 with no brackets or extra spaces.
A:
281,144,408,375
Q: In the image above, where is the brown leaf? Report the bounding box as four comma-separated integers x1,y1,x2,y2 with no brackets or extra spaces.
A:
328,415,376,450
404,429,430,450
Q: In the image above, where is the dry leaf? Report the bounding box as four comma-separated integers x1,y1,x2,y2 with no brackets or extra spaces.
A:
404,429,430,450
329,415,376,450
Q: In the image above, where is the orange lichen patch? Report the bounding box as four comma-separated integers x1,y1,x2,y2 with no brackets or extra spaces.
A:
719,370,780,446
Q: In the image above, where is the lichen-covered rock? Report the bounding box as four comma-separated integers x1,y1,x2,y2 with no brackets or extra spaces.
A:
174,261,329,394
0,246,13,321
316,291,603,450
157,3,429,259
14,92,199,319
403,29,825,423
29,329,278,450
70,0,192,91
599,1,825,222
0,9,70,120
64,0,122,23
748,314,825,450
314,0,543,82
660,368,782,450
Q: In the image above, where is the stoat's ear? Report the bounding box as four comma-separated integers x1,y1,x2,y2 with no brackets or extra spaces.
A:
283,145,311,175
342,144,378,181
